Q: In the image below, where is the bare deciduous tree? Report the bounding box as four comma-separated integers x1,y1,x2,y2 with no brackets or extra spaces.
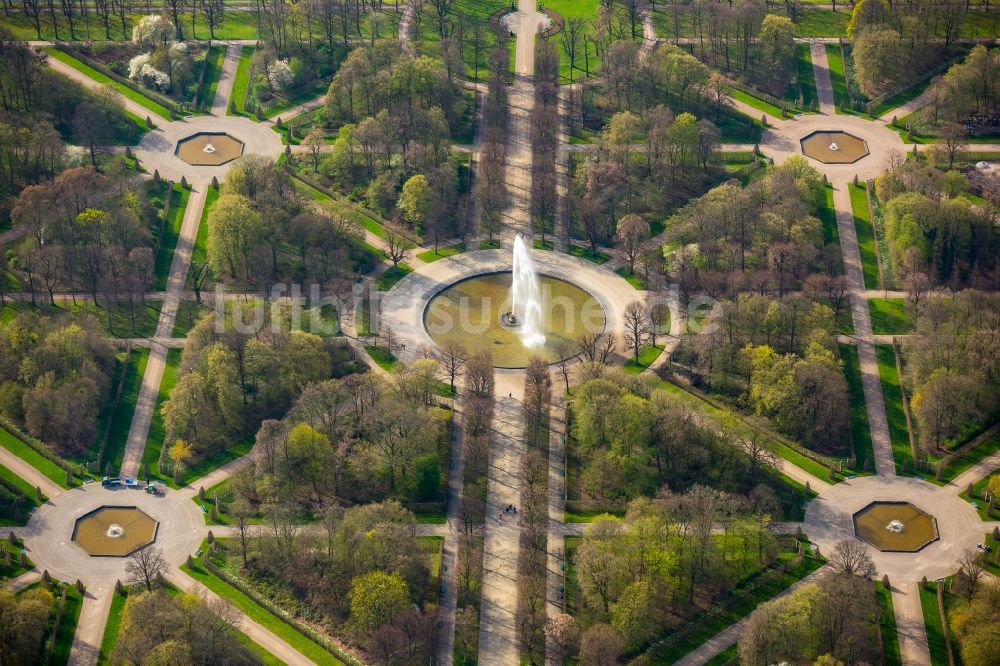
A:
829,539,877,579
126,545,167,591
623,300,651,365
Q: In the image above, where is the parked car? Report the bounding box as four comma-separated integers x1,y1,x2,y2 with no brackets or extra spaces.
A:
124,477,138,488
101,477,122,487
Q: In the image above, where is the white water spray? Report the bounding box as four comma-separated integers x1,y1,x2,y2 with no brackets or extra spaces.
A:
511,234,545,348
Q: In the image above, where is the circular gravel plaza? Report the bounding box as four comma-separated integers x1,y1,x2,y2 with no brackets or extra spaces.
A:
175,131,245,167
761,113,907,180
72,505,159,557
381,248,680,370
803,475,982,579
800,130,870,164
21,484,205,584
133,115,283,183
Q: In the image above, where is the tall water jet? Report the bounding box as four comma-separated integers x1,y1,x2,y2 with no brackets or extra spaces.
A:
509,234,545,348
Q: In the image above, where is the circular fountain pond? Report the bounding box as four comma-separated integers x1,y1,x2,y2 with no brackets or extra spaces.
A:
175,131,245,166
72,506,159,557
852,501,939,552
424,272,604,369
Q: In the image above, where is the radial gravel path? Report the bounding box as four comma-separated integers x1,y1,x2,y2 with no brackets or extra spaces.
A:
120,185,207,478
478,377,527,665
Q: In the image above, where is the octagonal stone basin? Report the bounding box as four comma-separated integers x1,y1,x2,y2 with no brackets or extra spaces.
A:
853,501,939,552
72,506,159,557
175,131,245,166
800,130,869,164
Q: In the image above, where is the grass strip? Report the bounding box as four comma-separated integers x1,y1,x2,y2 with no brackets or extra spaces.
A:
180,559,345,665
825,44,849,112
875,581,902,666
850,183,879,289
656,380,838,482
197,45,227,112
918,583,949,666
796,42,817,108
144,348,182,484
0,427,71,488
44,47,170,119
228,46,255,115
97,592,128,665
103,347,150,470
50,586,84,666
727,87,784,117
868,298,912,335
840,344,875,473
875,344,914,472
623,345,664,374
154,184,189,290
417,244,464,262
648,552,825,663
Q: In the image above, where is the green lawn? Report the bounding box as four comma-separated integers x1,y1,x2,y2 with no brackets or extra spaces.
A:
614,267,646,290
228,46,256,116
704,645,739,666
648,549,825,663
50,585,85,666
960,474,996,519
564,509,624,523
818,184,840,249
1,299,163,338
624,345,664,374
918,583,950,666
143,348,182,484
793,9,850,37
875,344,914,472
728,87,784,118
172,301,210,338
264,79,330,119
825,44,849,112
1,9,260,40
189,187,219,284
940,434,1000,486
872,77,933,119
0,462,45,501
875,581,902,666
43,47,171,119
181,438,254,488
417,244,465,263
197,45,227,112
841,344,875,474
0,427,72,489
567,244,610,264
180,557,346,666
97,591,128,666
375,264,413,291
103,347,150,470
154,184,190,290
655,379,850,483
850,183,879,289
868,298,913,335
796,42,817,109
365,345,401,372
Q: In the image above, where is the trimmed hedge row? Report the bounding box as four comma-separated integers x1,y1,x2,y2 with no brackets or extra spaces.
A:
0,414,86,480
200,552,363,666
53,44,183,115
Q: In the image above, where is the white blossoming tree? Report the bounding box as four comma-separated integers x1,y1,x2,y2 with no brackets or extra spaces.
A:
132,15,174,49
128,53,171,91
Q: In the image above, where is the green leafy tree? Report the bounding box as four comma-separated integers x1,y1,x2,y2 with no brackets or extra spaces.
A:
397,174,433,232
349,571,410,634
